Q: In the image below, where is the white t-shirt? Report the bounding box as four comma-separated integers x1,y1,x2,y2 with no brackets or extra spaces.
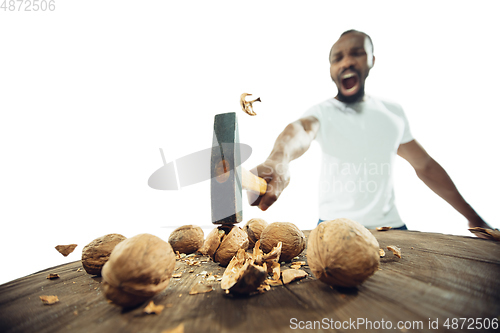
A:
302,95,413,228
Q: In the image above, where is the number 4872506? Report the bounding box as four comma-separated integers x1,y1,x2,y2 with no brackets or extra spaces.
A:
443,318,498,330
1,0,56,11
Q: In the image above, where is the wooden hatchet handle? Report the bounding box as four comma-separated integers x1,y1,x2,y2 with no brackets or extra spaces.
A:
242,168,267,196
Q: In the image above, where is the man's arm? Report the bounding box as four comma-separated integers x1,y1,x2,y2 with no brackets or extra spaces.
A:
397,139,491,231
248,116,320,211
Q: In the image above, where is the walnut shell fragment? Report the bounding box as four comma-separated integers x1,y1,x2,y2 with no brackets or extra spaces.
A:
379,249,385,258
143,301,165,314
281,269,308,284
257,283,271,293
40,295,59,305
242,218,268,249
189,283,214,295
200,226,249,266
292,261,306,266
307,218,380,288
469,227,500,241
290,261,305,270
270,262,281,280
168,225,204,255
81,234,127,276
267,279,283,286
47,273,60,280
253,240,282,275
260,222,306,262
101,234,176,308
221,249,267,294
55,244,77,257
163,323,185,333
376,226,392,231
221,239,284,294
240,93,261,116
387,245,401,258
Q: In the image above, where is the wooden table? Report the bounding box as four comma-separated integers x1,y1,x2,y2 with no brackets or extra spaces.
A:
1,230,499,332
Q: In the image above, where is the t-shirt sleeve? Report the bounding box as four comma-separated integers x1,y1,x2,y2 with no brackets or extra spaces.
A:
381,99,414,144
399,106,413,144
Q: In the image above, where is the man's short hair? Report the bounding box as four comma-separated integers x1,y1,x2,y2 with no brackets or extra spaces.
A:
329,29,374,63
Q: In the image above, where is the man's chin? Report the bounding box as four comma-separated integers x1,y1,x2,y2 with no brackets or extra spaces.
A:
336,88,365,103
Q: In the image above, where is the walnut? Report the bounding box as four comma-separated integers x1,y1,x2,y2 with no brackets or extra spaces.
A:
101,234,176,307
81,234,127,276
259,222,306,262
199,227,225,257
168,225,204,255
307,218,380,288
242,218,268,249
199,226,248,266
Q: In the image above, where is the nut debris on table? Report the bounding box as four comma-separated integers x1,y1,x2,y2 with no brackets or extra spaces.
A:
281,269,308,285
189,283,213,295
387,245,402,258
143,301,165,314
162,323,184,333
39,295,59,305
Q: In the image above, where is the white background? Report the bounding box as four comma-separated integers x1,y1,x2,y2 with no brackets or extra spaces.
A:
1,0,498,285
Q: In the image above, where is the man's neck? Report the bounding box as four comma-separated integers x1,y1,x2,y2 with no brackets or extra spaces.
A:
335,94,365,104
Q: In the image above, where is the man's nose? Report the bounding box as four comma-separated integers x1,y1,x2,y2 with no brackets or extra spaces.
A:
340,56,356,70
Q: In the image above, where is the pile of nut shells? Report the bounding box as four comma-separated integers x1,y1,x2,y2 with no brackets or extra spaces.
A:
71,217,383,308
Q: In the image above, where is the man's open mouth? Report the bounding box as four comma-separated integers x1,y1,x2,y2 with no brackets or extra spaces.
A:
341,72,359,93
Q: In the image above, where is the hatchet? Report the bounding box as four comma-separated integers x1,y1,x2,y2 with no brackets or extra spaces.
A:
211,112,267,225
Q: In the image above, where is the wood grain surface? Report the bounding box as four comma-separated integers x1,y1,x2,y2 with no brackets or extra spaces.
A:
1,230,499,333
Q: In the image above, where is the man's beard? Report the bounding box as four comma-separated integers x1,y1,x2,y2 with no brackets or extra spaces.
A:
335,82,365,104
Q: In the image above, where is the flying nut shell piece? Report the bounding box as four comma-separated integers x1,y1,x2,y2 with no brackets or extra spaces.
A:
240,93,261,116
